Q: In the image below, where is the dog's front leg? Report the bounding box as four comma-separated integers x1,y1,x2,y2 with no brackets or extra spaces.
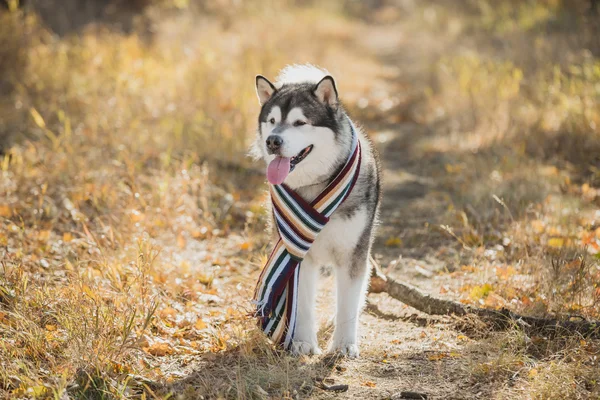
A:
291,258,322,355
329,255,370,358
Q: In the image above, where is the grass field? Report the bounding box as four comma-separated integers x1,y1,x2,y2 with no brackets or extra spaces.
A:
1,0,599,398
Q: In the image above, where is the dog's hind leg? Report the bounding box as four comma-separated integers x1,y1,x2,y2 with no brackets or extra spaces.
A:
329,254,370,358
291,258,322,355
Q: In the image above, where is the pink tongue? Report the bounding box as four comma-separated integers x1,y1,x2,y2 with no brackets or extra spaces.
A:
267,157,291,185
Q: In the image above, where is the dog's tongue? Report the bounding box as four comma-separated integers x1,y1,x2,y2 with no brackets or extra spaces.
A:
267,157,291,185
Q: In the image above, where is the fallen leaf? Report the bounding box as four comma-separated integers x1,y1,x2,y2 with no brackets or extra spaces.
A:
147,342,174,356
194,319,208,330
177,234,186,249
531,220,545,234
30,107,46,128
547,238,564,248
361,381,376,387
0,205,11,217
428,353,447,361
159,307,178,320
469,284,494,301
528,368,538,378
385,236,403,247
130,209,145,222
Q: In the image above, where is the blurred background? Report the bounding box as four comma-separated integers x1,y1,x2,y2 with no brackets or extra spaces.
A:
1,0,599,398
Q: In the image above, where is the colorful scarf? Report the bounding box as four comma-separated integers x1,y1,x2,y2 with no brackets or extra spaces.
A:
253,122,362,349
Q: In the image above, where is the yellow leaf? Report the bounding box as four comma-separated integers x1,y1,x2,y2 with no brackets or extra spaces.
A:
582,183,590,194
130,209,145,222
540,166,558,176
239,241,251,251
63,232,73,242
385,236,403,247
194,319,207,330
30,107,46,129
29,386,48,397
147,342,174,356
0,205,11,217
177,234,186,249
428,353,447,361
469,284,494,301
361,381,376,387
484,293,507,309
38,230,51,241
159,307,177,320
495,266,516,280
531,220,545,234
528,368,538,378
81,285,99,301
547,238,564,248
45,324,57,331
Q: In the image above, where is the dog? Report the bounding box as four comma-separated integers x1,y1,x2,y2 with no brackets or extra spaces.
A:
251,65,381,358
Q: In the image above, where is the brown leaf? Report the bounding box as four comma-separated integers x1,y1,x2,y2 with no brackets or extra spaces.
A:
194,319,208,330
159,307,178,320
147,342,174,356
177,234,186,249
0,205,11,217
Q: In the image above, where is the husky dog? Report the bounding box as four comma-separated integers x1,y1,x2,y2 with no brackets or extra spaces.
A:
252,65,381,358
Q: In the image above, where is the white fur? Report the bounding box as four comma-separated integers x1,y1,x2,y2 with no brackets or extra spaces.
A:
276,64,329,87
293,207,369,357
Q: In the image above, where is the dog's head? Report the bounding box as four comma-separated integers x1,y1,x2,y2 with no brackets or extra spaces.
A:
252,67,349,188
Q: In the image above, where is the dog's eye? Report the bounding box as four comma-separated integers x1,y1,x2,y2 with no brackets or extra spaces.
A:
293,120,306,127
269,118,275,124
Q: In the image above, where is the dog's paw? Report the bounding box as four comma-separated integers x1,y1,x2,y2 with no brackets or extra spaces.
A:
291,340,322,356
328,342,360,359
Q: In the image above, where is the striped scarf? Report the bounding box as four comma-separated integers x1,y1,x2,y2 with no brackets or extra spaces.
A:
253,122,362,349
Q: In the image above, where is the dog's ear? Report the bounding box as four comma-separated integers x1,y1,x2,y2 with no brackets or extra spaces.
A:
313,76,338,109
256,75,276,105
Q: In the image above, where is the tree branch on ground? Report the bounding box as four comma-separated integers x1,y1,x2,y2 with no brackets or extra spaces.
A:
369,257,600,338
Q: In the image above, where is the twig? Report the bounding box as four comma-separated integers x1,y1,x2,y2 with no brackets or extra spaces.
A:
369,257,600,338
398,391,428,399
316,382,349,392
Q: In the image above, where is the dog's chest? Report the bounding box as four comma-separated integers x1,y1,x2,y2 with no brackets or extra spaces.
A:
304,207,367,266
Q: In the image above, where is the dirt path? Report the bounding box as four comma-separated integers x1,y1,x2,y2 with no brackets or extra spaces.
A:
302,17,493,400
164,6,599,398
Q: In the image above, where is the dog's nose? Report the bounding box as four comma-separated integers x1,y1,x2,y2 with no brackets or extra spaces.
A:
266,135,283,153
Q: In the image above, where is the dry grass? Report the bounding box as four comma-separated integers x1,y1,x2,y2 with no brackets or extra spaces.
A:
0,0,599,399
0,1,367,398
